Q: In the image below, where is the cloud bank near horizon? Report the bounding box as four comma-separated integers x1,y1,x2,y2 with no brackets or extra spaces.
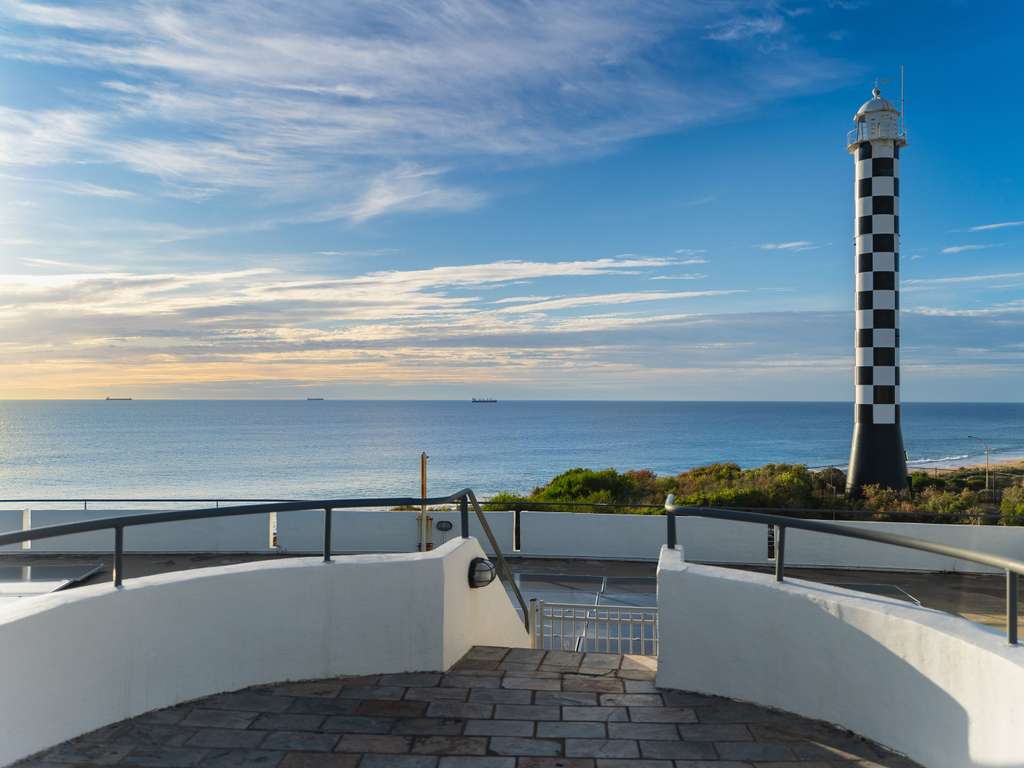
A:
1,255,1020,399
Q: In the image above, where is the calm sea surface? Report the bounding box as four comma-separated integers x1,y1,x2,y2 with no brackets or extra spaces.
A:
0,401,1021,501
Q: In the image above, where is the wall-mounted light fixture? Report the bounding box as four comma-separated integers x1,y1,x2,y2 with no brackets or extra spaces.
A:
468,557,496,588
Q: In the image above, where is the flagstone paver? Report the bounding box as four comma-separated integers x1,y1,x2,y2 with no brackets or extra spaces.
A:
15,648,921,768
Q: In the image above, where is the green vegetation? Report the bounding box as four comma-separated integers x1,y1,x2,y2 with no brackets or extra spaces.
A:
485,462,1024,524
1001,486,1024,526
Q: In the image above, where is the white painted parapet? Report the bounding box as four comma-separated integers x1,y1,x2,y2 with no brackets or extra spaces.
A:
0,538,529,766
518,511,767,562
656,546,1024,768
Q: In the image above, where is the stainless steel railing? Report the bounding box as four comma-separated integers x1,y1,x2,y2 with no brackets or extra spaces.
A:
664,495,1024,645
0,489,530,631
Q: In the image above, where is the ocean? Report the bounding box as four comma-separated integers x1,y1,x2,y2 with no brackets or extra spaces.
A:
0,401,1021,502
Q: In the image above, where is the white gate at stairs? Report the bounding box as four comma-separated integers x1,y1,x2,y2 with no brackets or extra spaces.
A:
530,599,658,655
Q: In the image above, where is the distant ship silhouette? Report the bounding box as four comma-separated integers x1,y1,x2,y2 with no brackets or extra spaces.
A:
471,397,497,403
105,397,132,401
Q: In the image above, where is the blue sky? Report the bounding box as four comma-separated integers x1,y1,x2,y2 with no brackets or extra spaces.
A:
0,0,1021,399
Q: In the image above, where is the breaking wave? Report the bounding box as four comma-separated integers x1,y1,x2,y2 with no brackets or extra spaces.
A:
906,454,970,466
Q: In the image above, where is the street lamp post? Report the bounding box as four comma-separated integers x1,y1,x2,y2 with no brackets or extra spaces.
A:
968,435,991,498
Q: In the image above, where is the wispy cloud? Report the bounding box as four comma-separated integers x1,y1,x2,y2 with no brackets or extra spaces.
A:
968,220,1024,232
0,172,134,198
904,271,1024,286
498,290,743,314
0,0,850,208
758,241,817,251
650,274,707,281
673,253,708,267
705,13,784,41
941,244,999,254
909,306,1024,318
336,164,484,223
0,107,103,166
678,195,715,208
491,295,556,305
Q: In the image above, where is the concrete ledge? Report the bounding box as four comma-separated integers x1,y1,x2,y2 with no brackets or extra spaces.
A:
655,546,1024,768
0,538,529,766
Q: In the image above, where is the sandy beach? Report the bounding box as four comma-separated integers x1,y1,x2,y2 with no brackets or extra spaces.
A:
925,457,1024,476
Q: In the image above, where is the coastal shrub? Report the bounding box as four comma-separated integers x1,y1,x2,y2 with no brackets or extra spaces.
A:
961,475,987,492
482,461,1013,522
910,472,948,494
1001,486,1024,526
860,484,914,516
861,483,987,522
482,492,529,511
489,463,836,512
485,468,667,510
917,487,985,520
531,467,636,504
812,467,847,500
673,463,818,509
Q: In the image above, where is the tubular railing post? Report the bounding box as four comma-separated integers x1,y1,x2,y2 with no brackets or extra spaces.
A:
460,496,469,539
1008,569,1019,646
113,526,123,587
529,599,538,648
323,507,332,563
666,512,677,549
775,525,786,582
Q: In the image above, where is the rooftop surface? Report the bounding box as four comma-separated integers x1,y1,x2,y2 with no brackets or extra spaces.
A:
14,646,920,768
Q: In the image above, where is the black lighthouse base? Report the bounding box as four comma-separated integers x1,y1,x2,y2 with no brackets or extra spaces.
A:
846,422,909,496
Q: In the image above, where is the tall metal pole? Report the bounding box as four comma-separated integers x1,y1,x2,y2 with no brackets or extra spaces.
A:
419,452,429,551
968,436,991,498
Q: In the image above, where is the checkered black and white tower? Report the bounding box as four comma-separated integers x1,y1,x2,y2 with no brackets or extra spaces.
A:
846,86,908,494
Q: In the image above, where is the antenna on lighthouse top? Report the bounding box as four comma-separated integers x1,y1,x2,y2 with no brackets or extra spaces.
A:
899,64,905,137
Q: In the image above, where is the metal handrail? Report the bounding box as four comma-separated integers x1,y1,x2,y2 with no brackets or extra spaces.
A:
0,489,530,631
0,499,302,503
463,491,529,626
2,497,1010,523
663,496,1023,645
480,499,1003,523
0,499,305,510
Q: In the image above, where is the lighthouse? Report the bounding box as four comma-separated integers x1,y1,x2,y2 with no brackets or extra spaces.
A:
846,85,908,494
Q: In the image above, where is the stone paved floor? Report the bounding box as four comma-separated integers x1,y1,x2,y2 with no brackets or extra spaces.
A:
16,648,921,768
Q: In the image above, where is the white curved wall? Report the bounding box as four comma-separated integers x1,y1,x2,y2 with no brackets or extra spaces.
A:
656,546,1024,768
0,538,529,766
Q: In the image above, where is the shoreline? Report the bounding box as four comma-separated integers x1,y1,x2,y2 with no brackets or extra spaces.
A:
922,457,1024,475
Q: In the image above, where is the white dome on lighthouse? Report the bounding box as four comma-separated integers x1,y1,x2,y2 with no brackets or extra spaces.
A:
855,87,898,121
848,85,904,148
